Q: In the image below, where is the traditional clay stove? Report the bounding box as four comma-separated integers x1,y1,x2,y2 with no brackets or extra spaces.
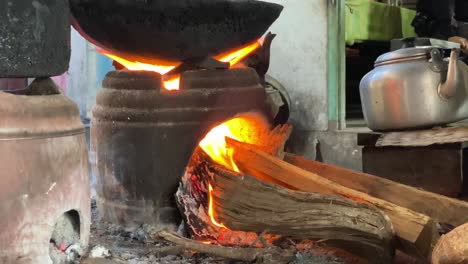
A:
0,1,90,263
92,67,272,229
0,80,91,264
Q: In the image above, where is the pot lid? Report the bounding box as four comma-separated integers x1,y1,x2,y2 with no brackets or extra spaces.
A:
375,47,434,64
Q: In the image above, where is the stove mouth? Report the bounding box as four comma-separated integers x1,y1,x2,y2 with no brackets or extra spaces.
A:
49,210,82,263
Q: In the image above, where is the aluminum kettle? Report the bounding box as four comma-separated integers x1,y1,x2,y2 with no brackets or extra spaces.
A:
360,47,468,131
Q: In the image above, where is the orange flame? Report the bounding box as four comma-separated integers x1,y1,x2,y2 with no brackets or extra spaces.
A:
99,41,261,91
198,114,270,229
198,115,268,172
199,120,240,172
215,41,261,66
208,184,227,229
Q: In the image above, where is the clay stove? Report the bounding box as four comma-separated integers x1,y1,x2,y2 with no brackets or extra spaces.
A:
92,67,274,229
0,80,91,264
0,1,90,263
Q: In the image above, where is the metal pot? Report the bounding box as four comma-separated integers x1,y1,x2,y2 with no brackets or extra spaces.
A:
360,47,468,131
70,0,283,62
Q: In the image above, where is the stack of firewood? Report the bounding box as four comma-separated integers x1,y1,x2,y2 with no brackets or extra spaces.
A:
158,123,468,263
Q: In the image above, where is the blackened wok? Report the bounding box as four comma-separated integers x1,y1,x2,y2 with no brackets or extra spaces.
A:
70,0,283,62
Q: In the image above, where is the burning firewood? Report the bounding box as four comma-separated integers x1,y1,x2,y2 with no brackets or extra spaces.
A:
177,148,394,263
176,115,395,263
225,138,440,259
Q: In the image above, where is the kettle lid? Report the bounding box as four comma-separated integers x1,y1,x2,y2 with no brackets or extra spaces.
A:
375,47,434,65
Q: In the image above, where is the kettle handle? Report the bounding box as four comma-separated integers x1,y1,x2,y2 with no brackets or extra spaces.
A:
438,49,460,100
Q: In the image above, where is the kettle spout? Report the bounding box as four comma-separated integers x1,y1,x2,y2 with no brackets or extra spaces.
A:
439,49,460,100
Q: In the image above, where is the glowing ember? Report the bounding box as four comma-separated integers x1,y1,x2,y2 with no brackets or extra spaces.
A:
98,41,261,91
199,114,270,229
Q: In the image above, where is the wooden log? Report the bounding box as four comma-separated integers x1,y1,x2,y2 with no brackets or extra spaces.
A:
176,149,281,246
284,153,468,227
211,165,395,263
431,222,468,264
177,149,395,262
226,138,440,259
176,123,293,242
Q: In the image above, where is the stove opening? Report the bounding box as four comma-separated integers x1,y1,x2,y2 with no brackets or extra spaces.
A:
49,210,81,263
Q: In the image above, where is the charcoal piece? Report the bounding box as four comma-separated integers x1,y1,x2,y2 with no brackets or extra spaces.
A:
0,0,70,78
70,0,283,62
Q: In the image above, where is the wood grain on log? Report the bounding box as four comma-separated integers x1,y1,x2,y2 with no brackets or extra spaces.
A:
432,222,468,264
226,138,440,259
284,153,468,227
210,165,395,263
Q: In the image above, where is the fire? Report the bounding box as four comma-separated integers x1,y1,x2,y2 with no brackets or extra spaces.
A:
101,52,176,74
215,41,261,66
208,184,227,229
198,114,270,229
163,77,180,91
99,41,261,91
198,115,268,172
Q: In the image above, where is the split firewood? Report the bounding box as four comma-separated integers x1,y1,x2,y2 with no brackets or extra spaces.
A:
284,153,468,228
177,148,394,262
157,230,295,264
210,165,395,263
226,138,440,259
248,123,292,158
432,222,468,264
